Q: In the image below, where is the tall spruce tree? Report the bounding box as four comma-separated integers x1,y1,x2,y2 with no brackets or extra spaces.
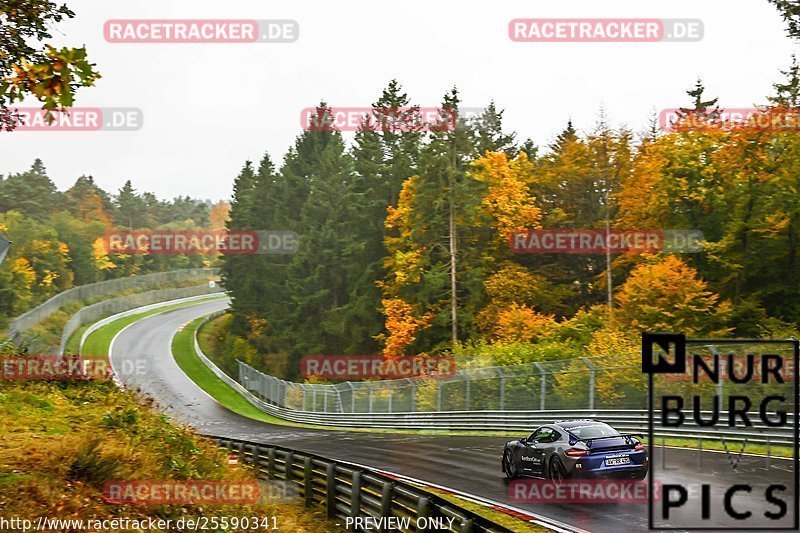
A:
0,159,60,220
769,55,800,107
347,81,424,354
769,0,800,39
468,101,517,157
220,161,258,337
679,78,721,121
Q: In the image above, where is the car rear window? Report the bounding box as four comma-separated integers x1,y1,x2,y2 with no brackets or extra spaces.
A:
566,423,620,439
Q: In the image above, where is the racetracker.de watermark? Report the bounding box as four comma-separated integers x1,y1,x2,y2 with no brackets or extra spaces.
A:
104,230,298,255
300,355,456,380
103,481,260,505
301,107,469,132
1,355,113,380
508,18,703,42
7,108,143,131
509,479,660,504
660,108,800,132
104,20,298,43
510,229,704,254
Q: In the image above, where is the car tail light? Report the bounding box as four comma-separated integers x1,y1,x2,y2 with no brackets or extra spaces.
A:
635,443,645,451
566,448,589,457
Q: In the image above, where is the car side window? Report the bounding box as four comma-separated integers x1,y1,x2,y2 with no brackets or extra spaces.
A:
545,430,561,443
531,427,554,443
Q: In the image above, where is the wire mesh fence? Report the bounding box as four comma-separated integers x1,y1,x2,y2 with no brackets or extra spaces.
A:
8,268,218,347
239,353,647,413
60,285,224,353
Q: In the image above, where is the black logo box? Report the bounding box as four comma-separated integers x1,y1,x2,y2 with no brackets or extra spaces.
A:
643,333,800,531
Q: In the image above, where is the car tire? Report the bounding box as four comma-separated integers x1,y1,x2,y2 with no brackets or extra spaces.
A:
503,450,519,479
633,468,648,480
548,457,568,484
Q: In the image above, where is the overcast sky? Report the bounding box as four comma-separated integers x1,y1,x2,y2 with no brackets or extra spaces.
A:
0,0,795,202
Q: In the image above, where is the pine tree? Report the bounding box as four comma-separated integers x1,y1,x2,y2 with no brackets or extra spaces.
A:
468,101,517,157
519,138,538,160
769,55,800,107
220,161,258,336
114,180,145,230
550,119,578,152
678,78,720,120
284,132,358,358
0,159,60,220
769,0,800,39
347,81,424,354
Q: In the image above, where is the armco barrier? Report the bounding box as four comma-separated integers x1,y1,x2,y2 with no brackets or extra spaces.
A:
189,319,795,445
8,268,218,346
62,287,224,354
210,435,515,533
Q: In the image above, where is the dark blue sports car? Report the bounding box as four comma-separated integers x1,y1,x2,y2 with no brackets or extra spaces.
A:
502,419,648,481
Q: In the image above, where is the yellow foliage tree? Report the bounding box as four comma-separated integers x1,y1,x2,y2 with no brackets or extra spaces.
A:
615,255,731,336
471,151,542,251
489,303,557,343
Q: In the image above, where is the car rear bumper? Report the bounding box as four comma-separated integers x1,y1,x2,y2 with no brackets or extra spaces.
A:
572,464,648,479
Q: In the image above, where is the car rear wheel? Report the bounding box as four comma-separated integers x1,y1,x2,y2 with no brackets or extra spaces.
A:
549,457,568,484
503,450,519,479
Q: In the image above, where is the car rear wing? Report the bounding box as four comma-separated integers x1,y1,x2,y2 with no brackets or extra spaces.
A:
568,433,644,445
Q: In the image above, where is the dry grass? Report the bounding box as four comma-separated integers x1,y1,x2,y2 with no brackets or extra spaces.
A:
0,375,337,531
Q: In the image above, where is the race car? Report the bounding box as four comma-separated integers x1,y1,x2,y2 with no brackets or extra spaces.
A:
501,419,648,481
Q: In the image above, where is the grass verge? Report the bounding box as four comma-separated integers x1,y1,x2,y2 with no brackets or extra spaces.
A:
0,352,337,531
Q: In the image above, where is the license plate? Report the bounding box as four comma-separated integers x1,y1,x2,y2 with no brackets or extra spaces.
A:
606,455,630,466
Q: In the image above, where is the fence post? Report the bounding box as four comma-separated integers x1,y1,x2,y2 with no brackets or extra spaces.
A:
581,357,595,410
268,448,276,479
351,471,362,518
706,346,722,403
368,383,374,414
380,481,394,530
302,385,308,411
313,388,318,412
303,456,313,506
326,463,336,518
324,389,329,412
465,375,471,410
388,385,393,413
437,380,442,411
534,362,546,410
349,382,356,413
416,497,431,533
285,451,294,483
407,378,416,412
498,368,505,411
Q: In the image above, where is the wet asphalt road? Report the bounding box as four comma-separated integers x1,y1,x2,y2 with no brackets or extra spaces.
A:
109,299,798,532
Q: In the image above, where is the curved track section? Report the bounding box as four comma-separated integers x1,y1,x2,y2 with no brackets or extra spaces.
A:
110,300,794,532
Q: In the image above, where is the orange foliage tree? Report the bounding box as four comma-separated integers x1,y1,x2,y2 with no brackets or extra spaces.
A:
614,255,730,335
376,298,435,360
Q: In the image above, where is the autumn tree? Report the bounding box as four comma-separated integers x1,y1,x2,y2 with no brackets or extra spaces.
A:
614,255,730,335
0,0,100,131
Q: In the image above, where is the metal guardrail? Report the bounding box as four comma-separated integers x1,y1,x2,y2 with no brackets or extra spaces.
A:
189,322,794,445
60,284,223,354
9,268,219,349
209,435,512,533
